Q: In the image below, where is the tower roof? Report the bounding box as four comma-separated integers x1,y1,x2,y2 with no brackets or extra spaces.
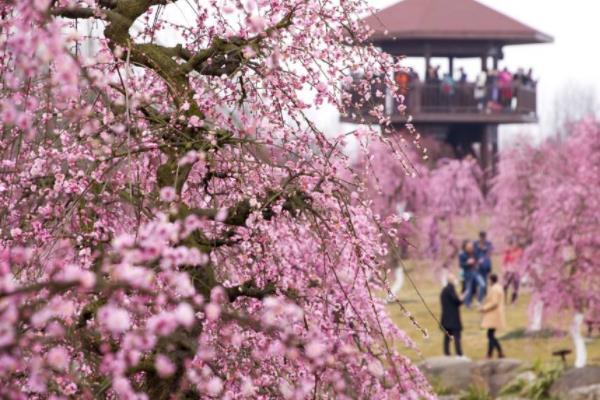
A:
364,0,553,45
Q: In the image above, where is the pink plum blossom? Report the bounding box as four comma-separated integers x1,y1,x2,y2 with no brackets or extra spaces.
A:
154,354,176,378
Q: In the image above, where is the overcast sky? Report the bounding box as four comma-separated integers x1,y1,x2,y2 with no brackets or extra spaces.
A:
325,0,600,146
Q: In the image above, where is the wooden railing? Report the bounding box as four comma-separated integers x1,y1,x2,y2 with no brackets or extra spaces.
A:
345,81,537,119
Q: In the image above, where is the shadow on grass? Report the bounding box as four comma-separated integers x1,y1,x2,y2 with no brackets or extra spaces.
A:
499,328,567,341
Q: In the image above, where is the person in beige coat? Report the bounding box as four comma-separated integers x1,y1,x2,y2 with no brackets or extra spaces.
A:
479,274,506,358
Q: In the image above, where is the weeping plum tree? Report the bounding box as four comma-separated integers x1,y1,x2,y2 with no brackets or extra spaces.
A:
0,0,434,398
491,139,550,331
526,120,600,367
356,139,485,293
424,157,485,276
353,136,428,297
493,121,600,367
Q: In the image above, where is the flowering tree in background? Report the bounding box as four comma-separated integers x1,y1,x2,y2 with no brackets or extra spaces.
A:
491,139,549,331
356,137,428,250
493,121,600,367
424,157,486,276
525,120,600,367
354,136,428,297
0,0,434,398
356,139,485,293
491,140,541,249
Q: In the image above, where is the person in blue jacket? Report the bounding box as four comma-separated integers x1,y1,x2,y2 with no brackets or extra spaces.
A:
459,240,485,307
474,231,493,297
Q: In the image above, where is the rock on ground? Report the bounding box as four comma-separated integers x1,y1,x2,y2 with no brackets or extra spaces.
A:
567,384,600,400
550,366,600,398
418,356,474,393
475,358,523,396
417,357,524,397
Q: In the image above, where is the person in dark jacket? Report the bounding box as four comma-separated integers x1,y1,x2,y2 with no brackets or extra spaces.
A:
440,274,464,356
459,240,485,307
474,231,493,297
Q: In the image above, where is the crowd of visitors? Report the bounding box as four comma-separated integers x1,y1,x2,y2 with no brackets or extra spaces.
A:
395,65,537,113
459,231,493,307
425,64,535,87
440,231,523,359
474,67,536,112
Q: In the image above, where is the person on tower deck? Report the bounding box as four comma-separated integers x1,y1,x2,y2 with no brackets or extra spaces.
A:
459,240,485,307
474,70,487,111
474,231,493,297
441,73,455,109
434,65,441,83
458,67,467,84
523,68,535,88
486,69,501,111
440,274,465,357
513,68,525,86
409,68,420,82
442,73,455,94
480,274,506,358
498,68,513,108
426,64,438,83
395,69,410,97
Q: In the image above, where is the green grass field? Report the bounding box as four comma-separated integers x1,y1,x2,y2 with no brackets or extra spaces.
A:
386,217,600,367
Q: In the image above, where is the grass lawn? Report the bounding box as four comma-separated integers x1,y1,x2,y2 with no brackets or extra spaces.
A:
387,264,600,366
386,217,600,367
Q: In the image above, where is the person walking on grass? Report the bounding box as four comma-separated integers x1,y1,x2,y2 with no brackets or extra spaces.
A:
502,236,523,304
474,231,493,297
479,274,506,358
459,241,485,308
440,274,465,357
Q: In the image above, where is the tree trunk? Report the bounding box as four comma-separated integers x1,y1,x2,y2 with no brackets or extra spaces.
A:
528,297,544,332
571,312,587,368
389,266,404,297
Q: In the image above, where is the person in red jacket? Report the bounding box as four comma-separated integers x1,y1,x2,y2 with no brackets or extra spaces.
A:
502,236,523,304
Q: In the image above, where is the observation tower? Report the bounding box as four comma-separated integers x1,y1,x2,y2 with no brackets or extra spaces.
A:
343,0,552,181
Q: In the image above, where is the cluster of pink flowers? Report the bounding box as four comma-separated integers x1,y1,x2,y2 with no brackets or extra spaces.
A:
0,0,432,398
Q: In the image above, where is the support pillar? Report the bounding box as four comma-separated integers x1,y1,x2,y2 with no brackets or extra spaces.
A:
480,56,487,72
424,45,431,78
449,57,454,77
481,125,498,192
481,128,490,172
492,136,499,176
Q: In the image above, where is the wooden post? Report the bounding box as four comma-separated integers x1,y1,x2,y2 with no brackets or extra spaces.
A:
481,125,492,192
413,81,422,114
481,125,498,191
424,46,431,78
492,134,499,176
481,127,490,170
